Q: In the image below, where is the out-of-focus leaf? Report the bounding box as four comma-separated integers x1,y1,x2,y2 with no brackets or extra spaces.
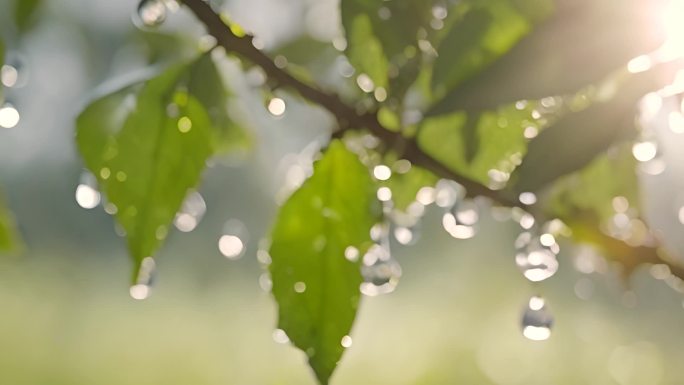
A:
187,53,250,154
510,65,676,194
0,191,22,254
387,166,437,211
344,13,388,89
429,0,668,114
76,59,219,277
431,2,532,98
417,102,539,185
14,0,43,33
0,38,5,102
269,140,379,385
341,0,434,91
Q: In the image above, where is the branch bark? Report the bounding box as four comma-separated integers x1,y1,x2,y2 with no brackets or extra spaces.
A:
179,0,518,207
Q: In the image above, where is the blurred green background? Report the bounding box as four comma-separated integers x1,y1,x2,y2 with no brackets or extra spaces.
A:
2,0,684,384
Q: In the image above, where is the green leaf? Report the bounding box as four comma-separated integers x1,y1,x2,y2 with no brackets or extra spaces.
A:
269,140,379,384
429,0,667,114
344,13,388,89
14,0,43,33
0,191,22,254
76,60,216,277
509,67,673,194
417,102,539,185
0,38,4,102
431,1,533,98
386,166,438,211
186,53,250,154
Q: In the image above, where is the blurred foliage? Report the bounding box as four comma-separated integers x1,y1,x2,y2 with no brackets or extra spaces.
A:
269,140,380,384
0,190,22,253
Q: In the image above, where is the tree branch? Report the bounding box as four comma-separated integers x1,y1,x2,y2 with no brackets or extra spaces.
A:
179,0,519,207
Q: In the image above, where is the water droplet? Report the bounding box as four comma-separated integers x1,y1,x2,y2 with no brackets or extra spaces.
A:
442,200,479,240
294,281,307,293
75,171,101,209
373,165,392,181
174,191,206,232
135,0,168,28
258,273,272,292
218,219,249,260
377,186,392,202
267,97,286,117
341,335,353,348
177,116,192,133
0,103,20,128
130,257,156,300
356,73,375,93
632,139,658,162
1,52,29,88
434,179,464,208
344,246,360,262
521,296,553,341
515,231,559,282
518,192,537,205
272,329,289,344
360,244,401,296
391,209,422,246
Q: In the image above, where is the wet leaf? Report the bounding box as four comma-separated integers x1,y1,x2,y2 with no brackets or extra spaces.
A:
429,0,668,114
269,140,379,384
76,55,245,277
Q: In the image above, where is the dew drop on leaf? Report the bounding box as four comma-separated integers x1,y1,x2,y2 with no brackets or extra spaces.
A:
521,295,553,341
130,256,156,300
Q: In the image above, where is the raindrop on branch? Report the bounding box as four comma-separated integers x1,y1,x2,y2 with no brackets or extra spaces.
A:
521,295,553,341
515,231,559,282
360,243,402,296
442,199,479,240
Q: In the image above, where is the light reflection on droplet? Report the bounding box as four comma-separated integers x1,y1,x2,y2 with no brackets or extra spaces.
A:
515,231,559,282
373,165,392,181
360,243,401,296
174,191,206,232
416,187,435,205
1,64,19,88
129,256,156,300
218,219,249,260
219,235,244,259
177,116,192,133
518,192,537,205
272,329,290,344
294,281,307,293
521,296,553,341
442,200,479,240
523,126,538,139
135,0,168,28
632,140,658,162
669,111,684,133
0,103,20,128
356,73,375,93
377,186,392,202
344,246,360,262
678,206,684,224
341,335,353,348
627,55,652,73
258,273,272,292
267,98,286,117
374,87,387,102
75,184,101,209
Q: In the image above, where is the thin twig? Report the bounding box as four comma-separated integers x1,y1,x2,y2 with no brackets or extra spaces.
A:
179,0,518,207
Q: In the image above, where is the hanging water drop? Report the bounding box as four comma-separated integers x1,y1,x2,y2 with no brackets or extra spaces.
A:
360,243,402,296
75,171,101,210
1,52,29,88
442,199,479,240
218,219,249,260
174,191,206,232
130,257,156,300
515,231,559,282
134,0,168,28
391,209,422,246
0,102,20,128
521,295,553,341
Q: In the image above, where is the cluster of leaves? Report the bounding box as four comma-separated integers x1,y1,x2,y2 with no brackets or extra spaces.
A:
3,0,682,383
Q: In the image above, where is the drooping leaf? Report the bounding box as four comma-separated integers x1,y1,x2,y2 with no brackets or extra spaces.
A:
429,0,668,114
0,190,22,254
76,57,239,277
269,140,379,384
509,65,676,194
